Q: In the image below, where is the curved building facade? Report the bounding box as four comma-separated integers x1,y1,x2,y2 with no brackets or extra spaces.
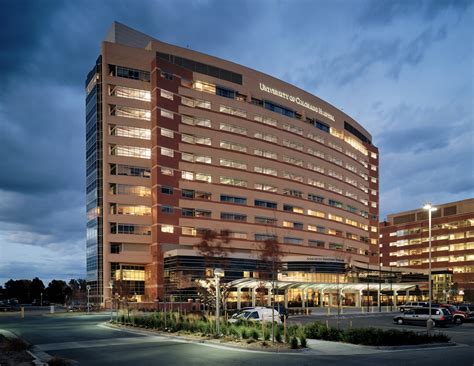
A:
86,22,379,305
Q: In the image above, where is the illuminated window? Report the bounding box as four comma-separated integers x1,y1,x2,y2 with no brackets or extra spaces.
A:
254,166,277,176
160,89,174,100
308,178,324,188
182,227,197,236
160,128,174,138
254,114,277,126
284,171,304,182
161,147,174,157
161,225,174,233
254,149,277,159
219,123,247,135
161,167,173,176
110,105,150,121
307,209,325,218
254,131,277,143
220,140,247,152
110,145,151,159
109,85,150,102
282,139,303,150
220,176,247,187
110,125,151,140
254,183,277,192
220,104,246,117
220,159,247,170
160,109,174,119
283,155,303,166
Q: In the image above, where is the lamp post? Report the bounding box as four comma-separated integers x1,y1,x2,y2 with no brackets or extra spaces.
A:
214,268,225,336
86,285,91,314
109,280,114,322
423,203,437,332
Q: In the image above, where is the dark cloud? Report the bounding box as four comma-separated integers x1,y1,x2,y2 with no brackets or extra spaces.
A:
358,0,472,26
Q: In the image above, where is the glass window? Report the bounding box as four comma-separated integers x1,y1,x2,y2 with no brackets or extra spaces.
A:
219,176,246,187
254,131,277,143
284,237,303,245
160,89,174,100
220,195,247,204
161,147,174,157
255,200,277,209
254,183,277,192
254,149,277,159
110,145,151,159
255,216,277,225
110,105,150,121
221,212,247,222
254,166,277,176
219,104,246,117
161,205,174,214
110,125,151,140
161,128,174,138
109,85,150,102
160,109,174,119
161,186,173,195
220,159,247,170
219,123,247,135
220,140,247,152
161,225,174,233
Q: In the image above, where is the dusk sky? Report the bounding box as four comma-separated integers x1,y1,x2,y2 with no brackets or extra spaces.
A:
0,0,472,285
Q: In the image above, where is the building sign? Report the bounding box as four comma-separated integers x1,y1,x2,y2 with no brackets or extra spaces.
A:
259,83,335,122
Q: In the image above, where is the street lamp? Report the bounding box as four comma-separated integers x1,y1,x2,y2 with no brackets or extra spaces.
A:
109,280,114,322
214,268,225,336
86,285,91,314
423,203,437,332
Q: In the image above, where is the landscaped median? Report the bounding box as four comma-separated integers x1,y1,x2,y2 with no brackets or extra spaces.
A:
112,312,451,350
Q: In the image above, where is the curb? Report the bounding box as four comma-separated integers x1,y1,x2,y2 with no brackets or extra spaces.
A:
374,341,459,350
103,322,306,354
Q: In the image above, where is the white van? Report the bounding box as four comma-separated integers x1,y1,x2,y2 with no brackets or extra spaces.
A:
228,307,281,324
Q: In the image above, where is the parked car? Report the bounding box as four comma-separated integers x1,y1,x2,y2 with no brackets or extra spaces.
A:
456,304,474,321
431,304,468,324
399,301,428,312
0,299,20,312
230,307,255,320
393,307,452,327
228,307,281,324
268,305,288,322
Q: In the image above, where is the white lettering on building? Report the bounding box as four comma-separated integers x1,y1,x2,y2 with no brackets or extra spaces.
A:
259,83,335,122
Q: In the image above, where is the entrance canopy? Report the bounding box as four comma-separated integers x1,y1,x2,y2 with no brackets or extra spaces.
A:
228,278,422,292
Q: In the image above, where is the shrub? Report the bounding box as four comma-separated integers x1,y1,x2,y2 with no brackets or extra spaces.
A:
290,336,298,349
229,325,240,338
241,328,249,339
287,325,300,337
342,328,450,346
251,329,259,340
285,332,290,344
47,357,71,366
275,329,282,343
264,329,270,341
5,338,29,352
299,335,307,348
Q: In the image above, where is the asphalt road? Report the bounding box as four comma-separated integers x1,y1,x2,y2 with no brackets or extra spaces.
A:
0,309,473,365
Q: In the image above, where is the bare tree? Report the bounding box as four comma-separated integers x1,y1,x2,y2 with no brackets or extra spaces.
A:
194,229,232,315
258,238,283,343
